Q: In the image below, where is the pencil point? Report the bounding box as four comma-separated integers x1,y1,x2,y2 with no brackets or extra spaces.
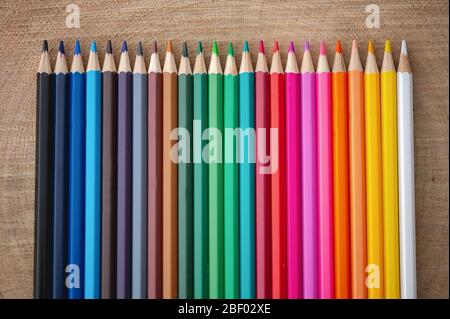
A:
106,40,112,54
352,39,357,51
166,40,173,53
58,41,65,54
136,41,143,56
181,42,188,57
243,40,249,53
121,41,128,53
228,42,234,56
401,40,408,54
385,40,391,53
336,40,342,53
288,41,295,53
212,40,219,55
368,41,374,53
304,41,310,51
273,41,279,53
320,40,326,55
90,41,97,53
259,40,265,54
42,40,48,52
152,41,158,54
196,41,203,54
74,39,81,55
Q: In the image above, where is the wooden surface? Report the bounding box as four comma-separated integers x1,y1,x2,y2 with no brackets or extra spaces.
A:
0,0,448,299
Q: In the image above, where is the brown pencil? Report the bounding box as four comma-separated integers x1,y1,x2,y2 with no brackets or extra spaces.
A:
162,40,178,299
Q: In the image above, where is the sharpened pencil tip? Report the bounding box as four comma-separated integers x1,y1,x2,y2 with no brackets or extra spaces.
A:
90,41,97,53
74,39,81,55
384,40,391,53
401,40,408,54
243,40,249,52
166,40,173,53
136,41,143,56
152,41,158,54
272,41,279,53
228,42,234,56
42,40,48,52
288,41,295,53
320,41,326,55
121,41,128,53
352,39,357,51
259,40,265,54
58,41,65,54
106,40,112,54
196,41,203,54
336,40,342,53
304,41,310,51
181,42,188,57
212,40,218,55
368,41,374,53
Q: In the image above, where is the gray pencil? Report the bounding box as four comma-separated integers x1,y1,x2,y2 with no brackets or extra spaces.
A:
132,41,148,298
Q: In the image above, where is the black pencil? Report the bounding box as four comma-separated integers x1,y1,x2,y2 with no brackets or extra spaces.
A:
35,40,53,299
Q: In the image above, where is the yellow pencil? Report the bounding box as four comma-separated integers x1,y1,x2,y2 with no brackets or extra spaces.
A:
381,40,400,298
364,41,384,299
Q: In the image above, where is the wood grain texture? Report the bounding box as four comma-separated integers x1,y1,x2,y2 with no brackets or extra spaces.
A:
0,0,447,299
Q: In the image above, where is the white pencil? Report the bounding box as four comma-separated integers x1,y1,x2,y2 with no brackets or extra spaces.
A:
397,40,416,299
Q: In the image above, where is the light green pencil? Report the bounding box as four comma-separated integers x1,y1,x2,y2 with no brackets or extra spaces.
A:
208,40,224,298
223,42,239,298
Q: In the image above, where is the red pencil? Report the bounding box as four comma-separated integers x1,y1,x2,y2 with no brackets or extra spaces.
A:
255,40,271,299
270,41,287,299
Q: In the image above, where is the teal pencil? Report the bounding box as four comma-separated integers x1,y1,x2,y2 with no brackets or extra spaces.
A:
239,40,255,298
178,42,194,298
193,41,209,299
223,42,239,298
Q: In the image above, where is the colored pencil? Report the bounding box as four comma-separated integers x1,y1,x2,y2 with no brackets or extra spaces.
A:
365,41,383,299
316,40,334,299
348,40,367,299
101,40,117,299
332,40,351,299
35,39,53,299
300,41,318,298
117,41,132,299
270,41,287,299
178,42,194,299
255,40,271,299
397,40,417,299
239,40,256,299
285,41,302,299
223,42,239,299
193,41,209,299
162,40,178,299
208,40,224,299
52,41,69,299
67,40,85,299
381,40,400,298
132,41,148,299
148,41,163,299
84,40,102,299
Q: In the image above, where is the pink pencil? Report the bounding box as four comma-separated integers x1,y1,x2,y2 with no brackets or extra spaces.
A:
316,41,334,299
285,41,302,299
301,41,318,298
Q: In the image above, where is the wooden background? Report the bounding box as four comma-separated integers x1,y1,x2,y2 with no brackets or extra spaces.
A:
0,0,448,298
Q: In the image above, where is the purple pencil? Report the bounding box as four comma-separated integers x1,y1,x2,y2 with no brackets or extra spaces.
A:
300,41,318,298
117,41,133,299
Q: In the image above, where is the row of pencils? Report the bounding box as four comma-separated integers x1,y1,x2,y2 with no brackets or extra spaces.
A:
35,38,416,299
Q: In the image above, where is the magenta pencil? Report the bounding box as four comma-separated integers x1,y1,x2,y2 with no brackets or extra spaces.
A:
316,41,334,299
301,41,318,298
285,41,302,299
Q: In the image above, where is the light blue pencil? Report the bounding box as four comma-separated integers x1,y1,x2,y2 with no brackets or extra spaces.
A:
85,41,102,299
239,41,255,298
132,41,148,298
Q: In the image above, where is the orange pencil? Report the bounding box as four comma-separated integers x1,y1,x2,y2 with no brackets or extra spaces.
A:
348,40,367,298
332,40,351,298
